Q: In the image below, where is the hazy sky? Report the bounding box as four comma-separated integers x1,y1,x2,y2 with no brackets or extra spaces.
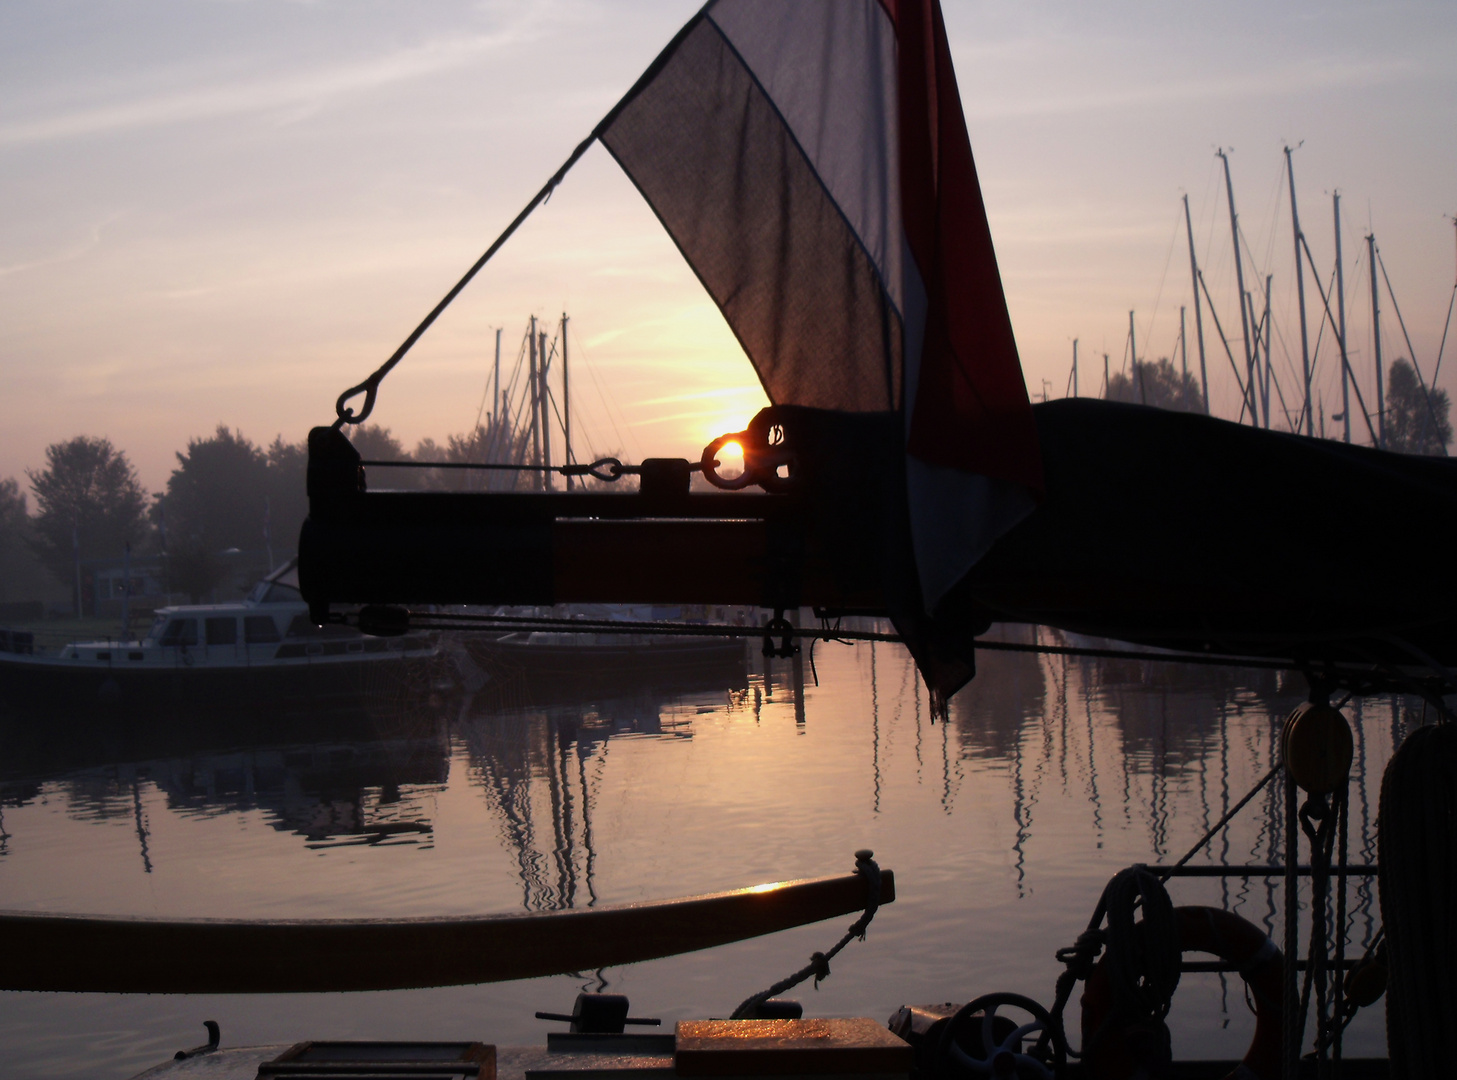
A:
3,1,1455,492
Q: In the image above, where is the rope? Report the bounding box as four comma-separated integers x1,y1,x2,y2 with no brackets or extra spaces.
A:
1100,867,1183,1025
1379,720,1457,1078
728,851,881,1020
1294,786,1342,1061
1161,764,1280,882
358,456,675,483
384,609,1454,694
1048,866,1181,1060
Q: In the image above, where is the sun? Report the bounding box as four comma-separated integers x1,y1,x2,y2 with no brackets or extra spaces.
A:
699,416,750,449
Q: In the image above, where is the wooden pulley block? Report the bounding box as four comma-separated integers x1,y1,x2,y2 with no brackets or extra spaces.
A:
1282,701,1354,794
1344,947,1388,1008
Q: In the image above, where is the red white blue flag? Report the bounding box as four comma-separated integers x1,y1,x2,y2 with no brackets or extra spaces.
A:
601,0,1044,609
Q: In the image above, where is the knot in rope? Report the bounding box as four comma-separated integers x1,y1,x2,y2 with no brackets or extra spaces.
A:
1055,928,1107,981
809,952,831,987
728,851,882,1020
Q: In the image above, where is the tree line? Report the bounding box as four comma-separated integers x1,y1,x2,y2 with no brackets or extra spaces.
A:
0,414,540,609
1105,355,1452,455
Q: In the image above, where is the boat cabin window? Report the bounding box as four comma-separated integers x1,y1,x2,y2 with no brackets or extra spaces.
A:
205,617,238,646
244,615,282,644
160,619,198,647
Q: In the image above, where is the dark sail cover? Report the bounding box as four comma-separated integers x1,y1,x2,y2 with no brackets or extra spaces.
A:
946,399,1457,670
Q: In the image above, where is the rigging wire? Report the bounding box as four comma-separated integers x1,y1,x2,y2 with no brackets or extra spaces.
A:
1436,217,1457,384
1292,257,1337,435
1257,159,1285,290
1299,239,1379,445
1196,269,1252,415
569,319,646,465
330,11,707,428
1433,283,1456,386
1141,204,1184,369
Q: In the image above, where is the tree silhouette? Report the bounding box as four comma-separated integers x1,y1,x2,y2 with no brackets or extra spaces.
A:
349,424,423,491
0,478,51,603
265,436,309,558
159,426,270,553
1385,358,1452,456
1104,358,1204,413
156,427,270,599
26,437,148,609
412,419,532,492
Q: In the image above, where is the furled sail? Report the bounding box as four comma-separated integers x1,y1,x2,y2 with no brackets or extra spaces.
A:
599,0,1043,610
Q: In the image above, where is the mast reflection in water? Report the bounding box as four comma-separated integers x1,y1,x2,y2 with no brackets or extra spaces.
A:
0,628,1415,1078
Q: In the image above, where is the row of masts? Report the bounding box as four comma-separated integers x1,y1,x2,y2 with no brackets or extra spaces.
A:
482,313,577,490
1066,148,1455,453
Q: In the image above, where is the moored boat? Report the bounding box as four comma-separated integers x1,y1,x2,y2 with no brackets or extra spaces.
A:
465,612,749,704
0,561,445,710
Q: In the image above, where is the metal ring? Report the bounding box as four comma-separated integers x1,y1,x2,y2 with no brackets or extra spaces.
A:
700,432,755,490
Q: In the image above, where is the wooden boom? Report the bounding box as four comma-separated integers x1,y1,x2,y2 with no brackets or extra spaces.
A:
0,868,892,994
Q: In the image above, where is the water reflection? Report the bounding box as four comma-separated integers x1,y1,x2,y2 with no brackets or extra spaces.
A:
0,627,1427,1078
0,635,755,897
0,631,1419,905
943,631,1413,947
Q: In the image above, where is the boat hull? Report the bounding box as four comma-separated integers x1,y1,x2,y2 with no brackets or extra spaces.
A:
0,868,893,993
0,649,447,714
466,636,749,705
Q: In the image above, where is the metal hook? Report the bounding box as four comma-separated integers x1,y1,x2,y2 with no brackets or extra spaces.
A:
334,380,379,427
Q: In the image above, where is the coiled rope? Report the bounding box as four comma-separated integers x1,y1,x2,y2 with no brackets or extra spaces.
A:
1379,720,1457,1078
1048,866,1182,1060
729,850,881,1020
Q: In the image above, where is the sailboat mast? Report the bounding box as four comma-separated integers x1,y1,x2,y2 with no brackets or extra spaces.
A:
1261,277,1273,428
529,316,542,488
1130,311,1145,404
1218,150,1259,425
1244,289,1259,423
562,313,571,491
1072,338,1079,397
1368,233,1385,448
1182,194,1211,414
493,328,502,424
539,330,552,492
1285,146,1314,436
1334,194,1351,444
1179,306,1187,385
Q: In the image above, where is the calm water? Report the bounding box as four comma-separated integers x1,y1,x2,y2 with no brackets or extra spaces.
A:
0,627,1409,1078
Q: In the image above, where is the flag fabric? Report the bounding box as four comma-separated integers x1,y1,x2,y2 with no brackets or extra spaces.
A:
600,0,1043,610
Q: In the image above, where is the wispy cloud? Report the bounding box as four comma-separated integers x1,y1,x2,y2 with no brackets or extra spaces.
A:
0,215,120,276
0,28,526,147
963,55,1417,121
630,408,738,427
636,386,765,407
